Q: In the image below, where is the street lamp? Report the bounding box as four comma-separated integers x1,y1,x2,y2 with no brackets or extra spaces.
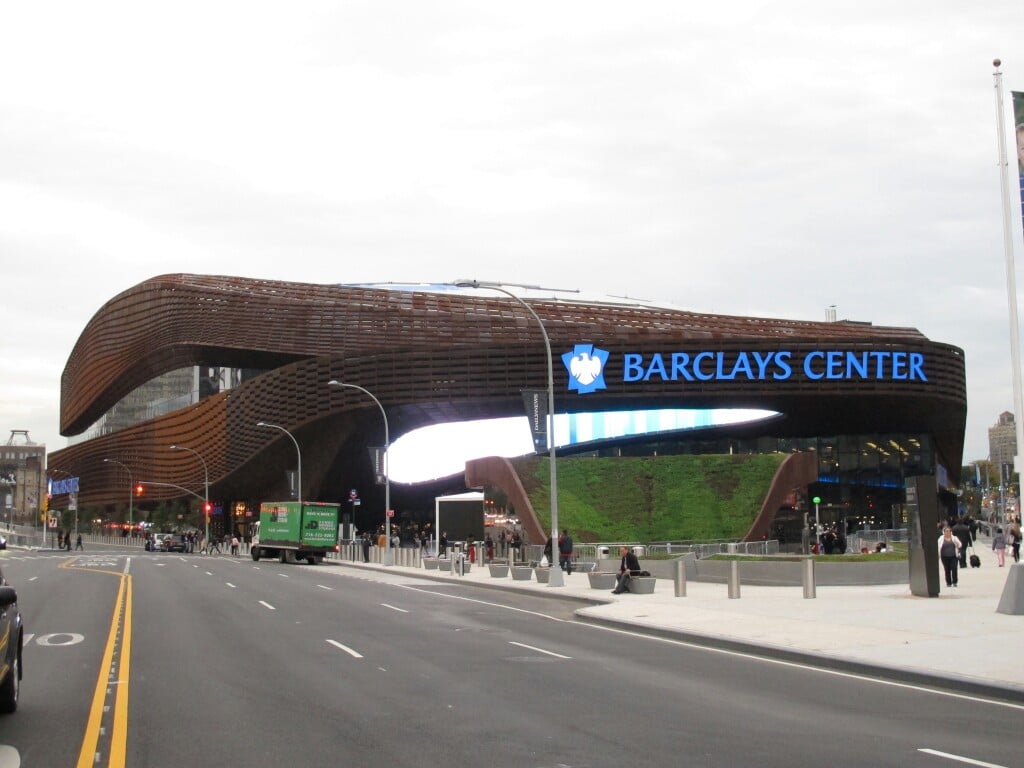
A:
169,445,210,551
453,279,577,587
103,458,134,540
256,422,302,506
328,380,391,566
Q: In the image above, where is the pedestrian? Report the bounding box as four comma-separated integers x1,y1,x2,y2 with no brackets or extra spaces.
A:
498,529,507,557
438,531,448,559
938,527,961,588
543,536,553,567
1011,523,1022,564
612,545,642,594
952,517,972,569
557,529,574,574
510,531,521,563
361,532,371,563
231,534,240,556
75,533,83,550
992,527,1008,567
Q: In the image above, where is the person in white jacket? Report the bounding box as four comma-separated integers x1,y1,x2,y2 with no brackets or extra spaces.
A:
938,527,961,587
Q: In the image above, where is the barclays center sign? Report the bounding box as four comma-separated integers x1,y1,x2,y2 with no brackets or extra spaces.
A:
561,344,927,395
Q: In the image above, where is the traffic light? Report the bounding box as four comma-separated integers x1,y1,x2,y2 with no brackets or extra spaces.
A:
204,502,212,515
42,494,49,513
135,483,144,496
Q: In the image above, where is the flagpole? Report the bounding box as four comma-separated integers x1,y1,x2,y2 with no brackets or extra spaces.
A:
993,59,1024,488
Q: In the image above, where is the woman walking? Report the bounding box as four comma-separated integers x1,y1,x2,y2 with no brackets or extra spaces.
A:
992,527,1008,567
938,527,961,588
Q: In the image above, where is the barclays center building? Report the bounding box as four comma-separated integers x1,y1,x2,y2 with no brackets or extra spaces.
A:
47,274,966,539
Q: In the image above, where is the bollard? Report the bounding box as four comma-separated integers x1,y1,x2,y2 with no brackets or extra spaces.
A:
802,557,816,599
458,553,465,577
674,559,687,597
727,560,741,599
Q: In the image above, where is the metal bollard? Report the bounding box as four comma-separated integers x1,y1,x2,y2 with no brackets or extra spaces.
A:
728,560,741,599
802,557,816,599
674,559,687,597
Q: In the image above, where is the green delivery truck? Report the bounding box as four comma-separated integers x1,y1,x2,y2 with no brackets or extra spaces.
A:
251,501,341,564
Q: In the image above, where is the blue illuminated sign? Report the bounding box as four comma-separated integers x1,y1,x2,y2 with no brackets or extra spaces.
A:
48,477,80,495
565,347,927,393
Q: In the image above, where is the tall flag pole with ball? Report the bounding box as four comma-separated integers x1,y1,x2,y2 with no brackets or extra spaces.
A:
993,59,1024,477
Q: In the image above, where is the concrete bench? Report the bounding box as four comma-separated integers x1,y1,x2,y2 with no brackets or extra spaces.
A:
588,571,617,589
488,563,510,578
626,576,657,594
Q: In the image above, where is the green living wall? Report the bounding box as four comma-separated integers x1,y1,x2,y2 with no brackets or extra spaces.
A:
513,453,787,543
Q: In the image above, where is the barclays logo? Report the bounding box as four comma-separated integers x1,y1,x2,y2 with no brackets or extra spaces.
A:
562,344,610,394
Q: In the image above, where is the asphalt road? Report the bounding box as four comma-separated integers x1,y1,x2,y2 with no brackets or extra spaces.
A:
0,547,1019,767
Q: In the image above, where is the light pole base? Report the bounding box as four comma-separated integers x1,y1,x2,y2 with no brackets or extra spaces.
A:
547,566,565,587
382,549,394,566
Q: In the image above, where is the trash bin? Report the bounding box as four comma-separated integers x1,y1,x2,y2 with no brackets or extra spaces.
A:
727,542,739,554
631,545,646,557
596,545,610,558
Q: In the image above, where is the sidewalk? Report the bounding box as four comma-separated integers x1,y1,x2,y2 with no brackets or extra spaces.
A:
339,543,1024,702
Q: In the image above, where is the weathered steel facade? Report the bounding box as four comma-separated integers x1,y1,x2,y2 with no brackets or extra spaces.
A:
47,274,966,518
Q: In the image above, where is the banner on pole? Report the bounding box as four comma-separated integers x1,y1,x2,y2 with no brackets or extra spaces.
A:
1013,91,1024,236
368,447,386,485
521,390,548,452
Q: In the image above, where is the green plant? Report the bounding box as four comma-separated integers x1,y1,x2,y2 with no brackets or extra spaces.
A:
513,453,787,542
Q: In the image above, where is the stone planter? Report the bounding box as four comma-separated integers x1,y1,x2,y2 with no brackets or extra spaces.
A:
628,576,657,594
534,566,551,583
511,566,534,581
588,572,617,590
488,564,510,578
438,559,453,572
423,558,439,570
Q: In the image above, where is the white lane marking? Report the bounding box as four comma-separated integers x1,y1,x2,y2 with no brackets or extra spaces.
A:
278,574,289,578
258,601,276,611
205,571,213,576
35,633,85,647
316,584,333,591
397,584,1024,711
27,577,37,582
0,744,21,767
918,748,1008,767
226,583,236,589
22,634,33,646
380,603,408,613
326,639,363,658
508,641,571,660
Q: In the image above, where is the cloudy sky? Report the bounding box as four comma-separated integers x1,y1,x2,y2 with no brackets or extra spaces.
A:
2,1,1023,474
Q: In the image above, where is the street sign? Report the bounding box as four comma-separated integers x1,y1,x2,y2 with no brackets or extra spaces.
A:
47,516,58,529
386,509,394,517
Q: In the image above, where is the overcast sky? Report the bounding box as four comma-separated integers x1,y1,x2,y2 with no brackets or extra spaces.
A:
2,1,1023,473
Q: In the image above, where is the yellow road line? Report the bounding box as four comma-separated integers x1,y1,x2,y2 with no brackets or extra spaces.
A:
109,576,132,767
75,572,132,768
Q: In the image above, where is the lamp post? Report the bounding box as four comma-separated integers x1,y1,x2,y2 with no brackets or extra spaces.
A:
453,279,576,587
169,444,210,552
257,422,302,507
328,380,392,566
103,458,134,539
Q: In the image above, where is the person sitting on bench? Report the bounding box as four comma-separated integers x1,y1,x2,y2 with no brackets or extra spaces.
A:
613,545,642,594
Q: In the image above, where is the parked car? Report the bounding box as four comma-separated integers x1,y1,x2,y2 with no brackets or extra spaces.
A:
0,568,23,713
166,536,187,553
